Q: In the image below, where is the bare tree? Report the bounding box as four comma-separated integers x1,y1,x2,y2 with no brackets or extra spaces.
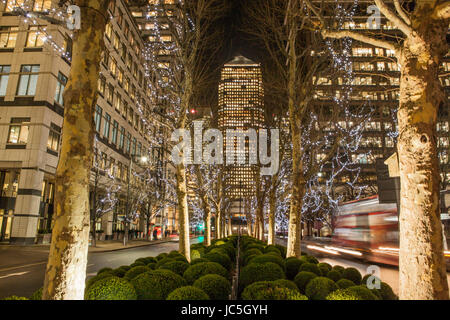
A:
305,0,449,300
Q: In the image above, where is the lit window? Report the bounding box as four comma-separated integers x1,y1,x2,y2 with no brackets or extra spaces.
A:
54,72,67,105
0,65,11,96
26,26,45,47
5,0,24,11
94,105,102,132
17,65,39,96
47,123,61,152
7,118,30,144
33,0,51,11
0,26,18,48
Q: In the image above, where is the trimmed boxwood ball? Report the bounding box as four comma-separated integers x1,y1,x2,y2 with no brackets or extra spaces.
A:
167,286,210,300
239,262,285,292
191,258,209,265
264,245,282,256
155,253,168,261
328,286,379,300
326,270,342,282
300,255,319,264
241,281,307,300
112,265,132,277
129,261,146,268
86,272,115,290
147,263,157,270
285,258,303,280
273,279,299,292
159,261,190,276
193,274,231,300
294,271,318,293
97,267,113,275
183,262,229,284
173,256,189,263
30,287,42,300
376,282,397,300
131,270,186,300
3,295,28,300
155,257,176,269
135,257,154,265
336,279,355,289
275,245,287,258
305,277,338,300
298,262,321,276
332,265,345,274
317,262,332,276
191,249,202,260
168,250,183,258
203,252,232,270
85,276,137,300
248,254,285,271
242,248,263,262
124,266,151,281
342,267,362,285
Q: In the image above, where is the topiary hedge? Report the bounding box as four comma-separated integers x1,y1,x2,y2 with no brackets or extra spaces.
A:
332,265,345,274
97,267,113,275
30,287,42,300
183,262,229,284
336,279,355,289
86,272,115,290
241,281,307,300
342,267,362,285
166,286,210,300
191,258,210,265
158,261,190,276
85,276,137,300
298,262,321,276
193,274,231,300
203,252,232,270
272,279,299,292
285,258,303,280
264,245,282,256
326,270,342,282
317,262,332,276
3,296,29,300
300,255,319,264
131,270,186,300
239,262,285,292
129,261,146,268
112,265,132,277
247,254,285,271
155,257,176,269
305,277,338,300
294,271,318,294
124,266,151,281
326,285,379,300
155,253,168,261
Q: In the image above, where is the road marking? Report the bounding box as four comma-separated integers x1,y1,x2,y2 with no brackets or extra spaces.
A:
0,271,29,279
0,261,46,273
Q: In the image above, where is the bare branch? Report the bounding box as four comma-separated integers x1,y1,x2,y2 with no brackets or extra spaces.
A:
393,0,411,25
321,29,398,52
374,0,413,36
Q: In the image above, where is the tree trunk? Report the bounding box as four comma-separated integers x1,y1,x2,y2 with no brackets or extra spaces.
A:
397,20,449,299
268,188,276,245
215,211,221,240
176,163,191,262
205,211,211,246
123,222,129,246
91,219,96,248
42,0,108,300
227,217,232,236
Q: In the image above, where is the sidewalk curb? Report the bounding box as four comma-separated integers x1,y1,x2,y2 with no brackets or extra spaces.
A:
89,239,175,253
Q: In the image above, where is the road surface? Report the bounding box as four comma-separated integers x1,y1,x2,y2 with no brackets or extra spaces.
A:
0,240,199,299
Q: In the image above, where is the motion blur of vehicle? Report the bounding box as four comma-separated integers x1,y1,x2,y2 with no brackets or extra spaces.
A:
331,193,450,267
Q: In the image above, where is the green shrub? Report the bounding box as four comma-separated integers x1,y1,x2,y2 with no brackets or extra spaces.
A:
129,261,146,268
245,244,265,252
3,295,28,300
241,281,307,300
147,263,157,270
191,249,202,260
273,279,299,291
112,266,132,277
203,252,232,270
135,257,156,265
86,272,114,290
342,267,362,285
159,261,190,276
97,267,113,275
298,262,321,276
248,254,285,271
239,262,285,292
131,270,186,300
173,255,189,263
183,262,228,284
155,257,176,269
317,262,332,276
193,274,231,300
305,277,338,300
191,258,209,265
275,245,287,258
85,276,137,300
376,282,397,300
285,258,303,280
124,266,151,281
331,265,345,274
294,271,318,293
30,287,42,300
300,255,319,264
155,253,168,261
336,279,355,289
166,286,209,300
326,270,342,282
328,286,379,300
168,250,183,258
264,245,282,256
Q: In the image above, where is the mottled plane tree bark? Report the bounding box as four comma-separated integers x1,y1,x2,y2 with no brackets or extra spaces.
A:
305,0,450,300
42,0,110,300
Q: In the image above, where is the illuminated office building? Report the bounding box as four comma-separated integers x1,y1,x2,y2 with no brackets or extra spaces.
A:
218,55,265,211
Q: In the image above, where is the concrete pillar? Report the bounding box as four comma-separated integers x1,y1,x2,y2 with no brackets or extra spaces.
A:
10,169,44,244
